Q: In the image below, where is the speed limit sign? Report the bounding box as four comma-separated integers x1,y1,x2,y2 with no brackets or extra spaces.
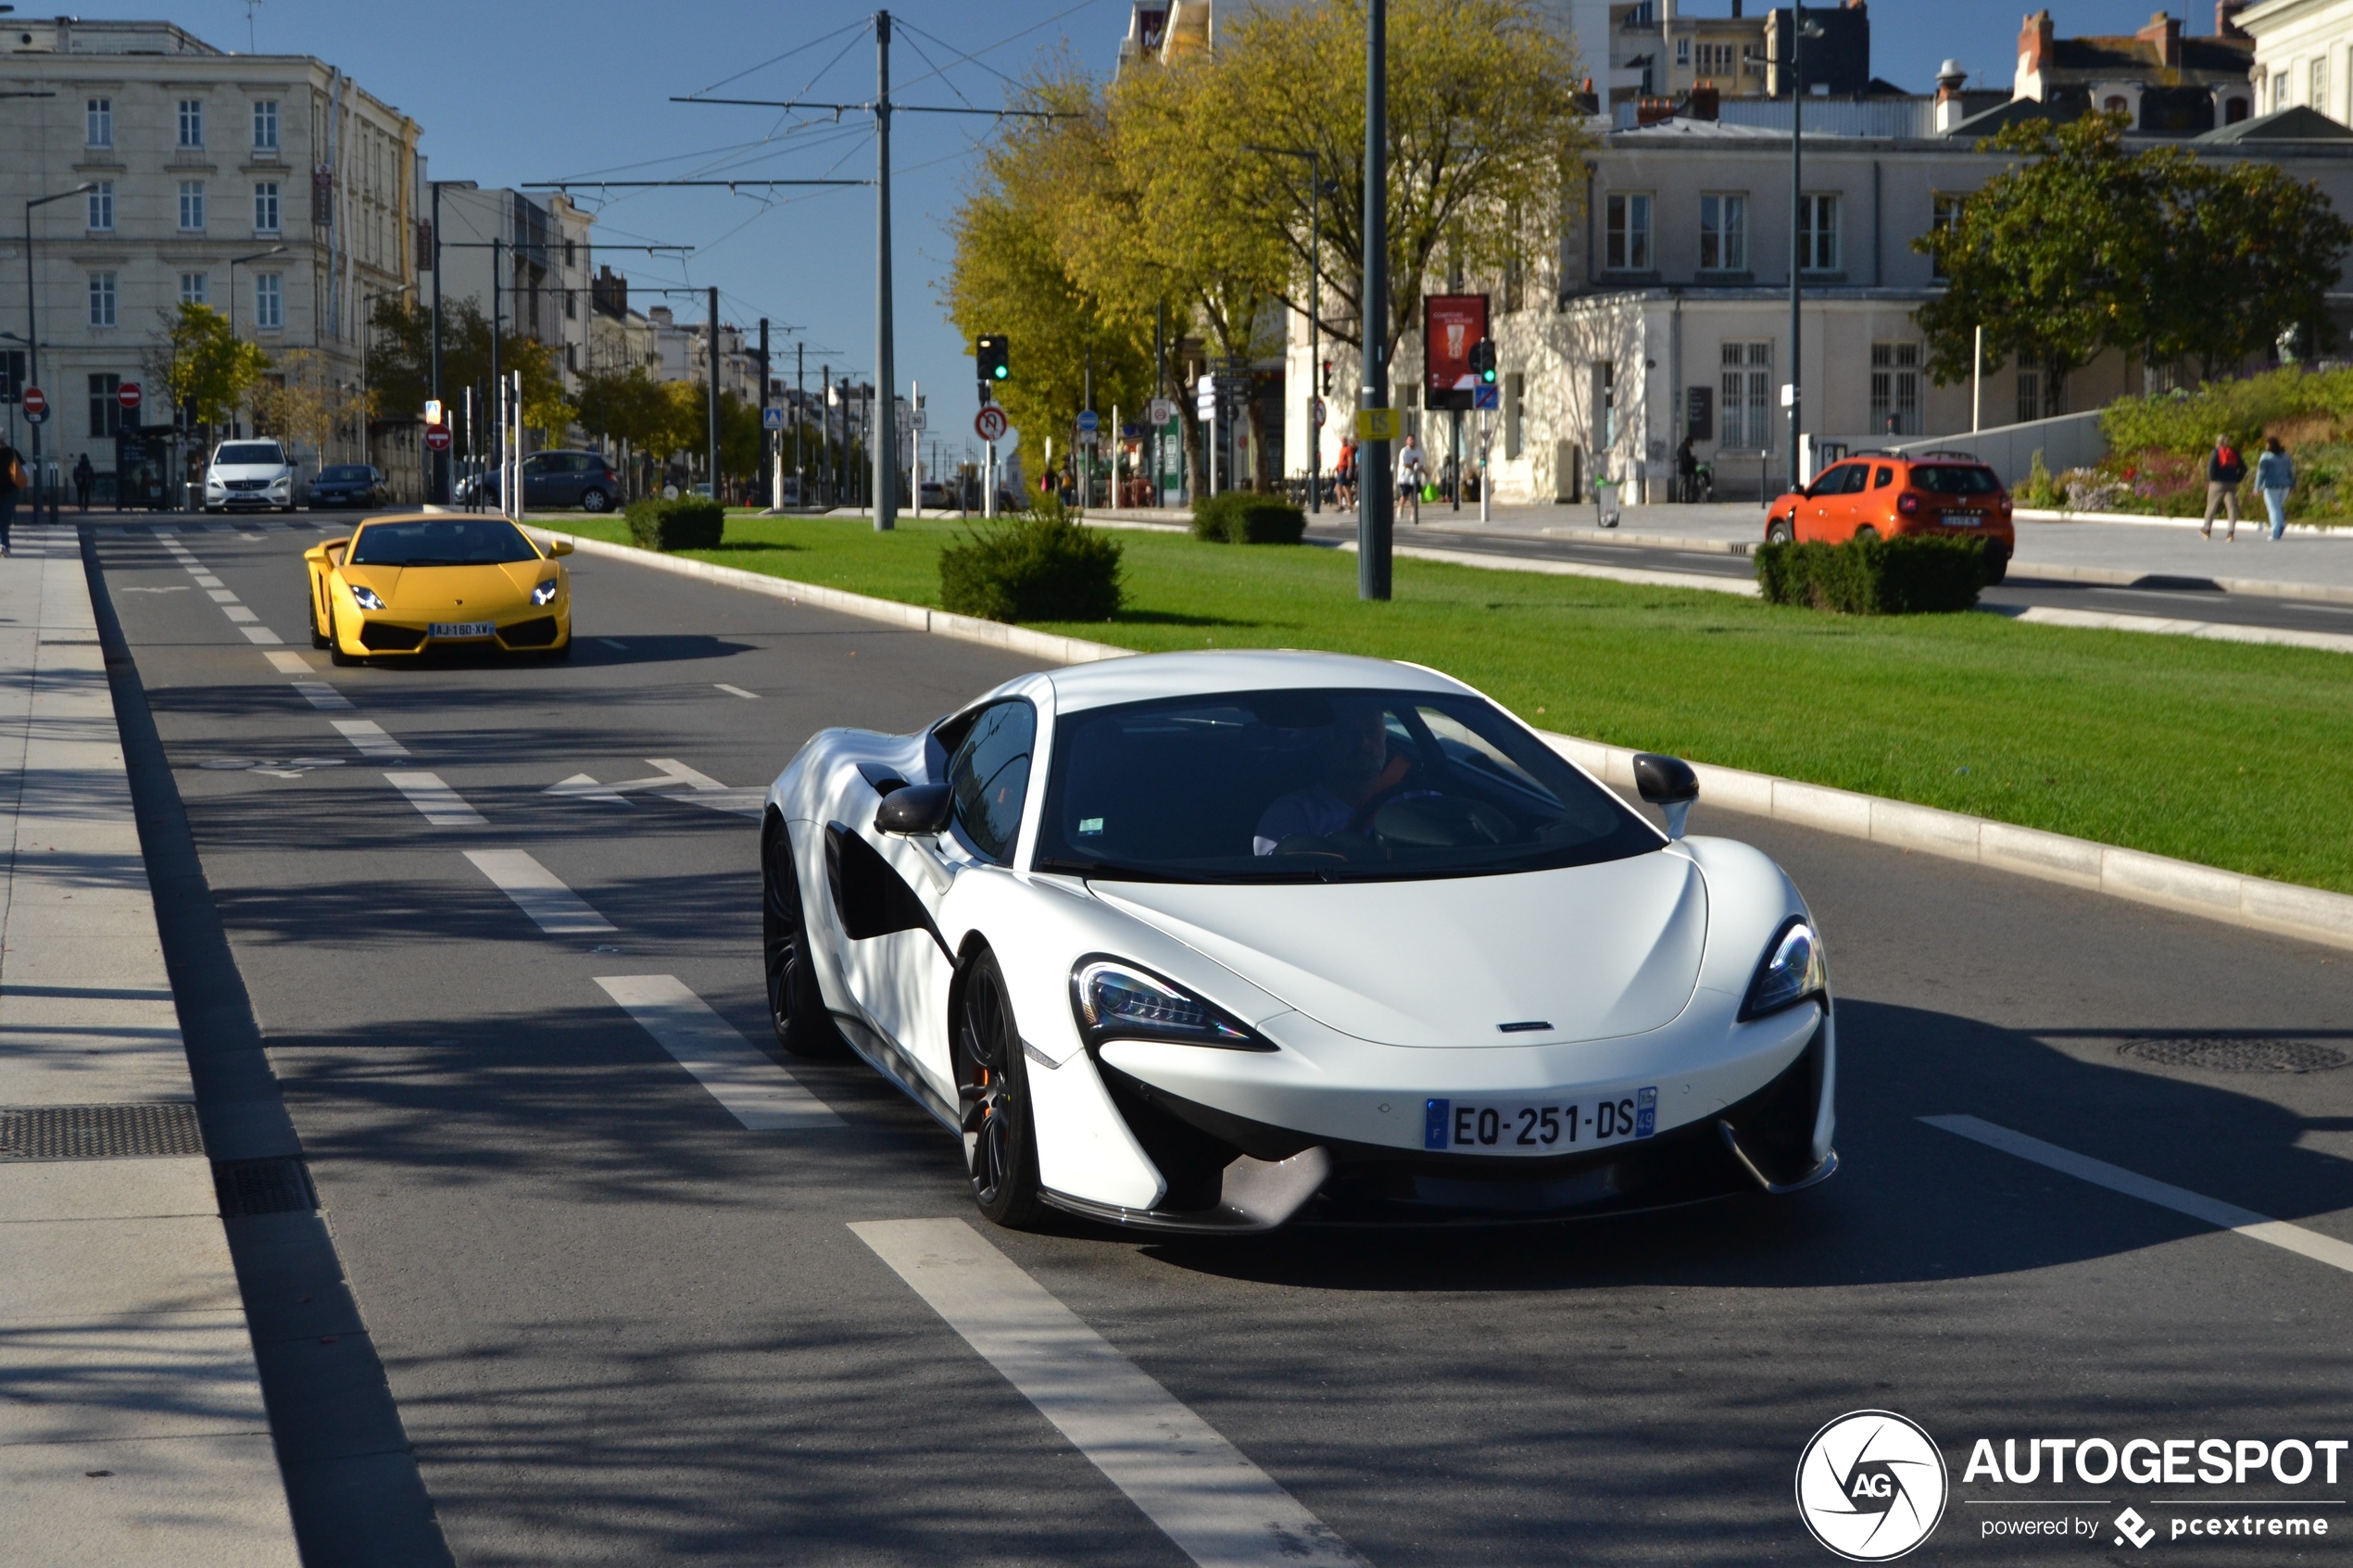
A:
975,406,1008,442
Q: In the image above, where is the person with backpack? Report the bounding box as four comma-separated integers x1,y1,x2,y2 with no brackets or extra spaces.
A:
2256,436,2295,542
2202,433,2246,541
0,440,23,555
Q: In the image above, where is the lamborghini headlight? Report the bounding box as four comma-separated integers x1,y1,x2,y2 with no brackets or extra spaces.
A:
1071,957,1273,1051
347,583,385,610
531,579,560,606
1741,918,1828,1021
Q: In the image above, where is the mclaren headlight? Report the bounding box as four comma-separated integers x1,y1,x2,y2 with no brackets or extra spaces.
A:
347,583,385,611
531,579,560,606
1741,918,1828,1021
1071,957,1273,1051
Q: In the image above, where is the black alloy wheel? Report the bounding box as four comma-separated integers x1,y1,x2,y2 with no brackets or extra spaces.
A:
762,818,843,1058
956,949,1044,1228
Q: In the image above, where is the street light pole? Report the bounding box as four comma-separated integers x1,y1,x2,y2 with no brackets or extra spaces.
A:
23,183,93,523
359,282,411,471
1360,0,1392,600
225,244,286,443
1787,9,1819,495
873,9,897,531
430,181,446,503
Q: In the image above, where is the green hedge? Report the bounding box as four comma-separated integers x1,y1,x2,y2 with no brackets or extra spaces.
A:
939,496,1124,622
1755,534,1986,614
1190,491,1307,545
2101,367,2353,458
625,495,725,551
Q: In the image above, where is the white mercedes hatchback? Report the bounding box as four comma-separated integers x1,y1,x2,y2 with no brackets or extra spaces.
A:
204,439,299,513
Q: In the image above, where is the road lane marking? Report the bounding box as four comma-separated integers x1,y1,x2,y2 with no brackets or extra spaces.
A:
240,626,284,646
715,684,759,699
291,680,354,710
330,718,409,759
221,605,258,622
1921,1115,2353,1275
463,848,617,935
595,974,842,1129
263,651,315,674
851,1218,1364,1568
385,771,485,825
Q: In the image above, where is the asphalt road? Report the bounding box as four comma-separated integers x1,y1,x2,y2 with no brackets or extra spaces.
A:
91,514,2353,1566
1302,517,2353,635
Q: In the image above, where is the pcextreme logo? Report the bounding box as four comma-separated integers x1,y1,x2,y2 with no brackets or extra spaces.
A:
1797,1411,1952,1562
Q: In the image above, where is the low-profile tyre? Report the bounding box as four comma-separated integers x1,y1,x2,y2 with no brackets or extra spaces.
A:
326,608,360,667
581,488,612,514
957,948,1045,1229
308,590,330,650
1766,518,1794,546
1983,546,2010,585
762,818,845,1058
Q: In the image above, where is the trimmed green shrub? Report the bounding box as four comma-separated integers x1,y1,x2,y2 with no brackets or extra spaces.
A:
1190,491,1307,545
939,495,1124,622
625,495,725,551
2013,449,2064,509
1755,534,1986,614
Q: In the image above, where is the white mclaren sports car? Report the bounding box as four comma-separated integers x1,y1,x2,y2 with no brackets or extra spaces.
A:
761,649,1836,1233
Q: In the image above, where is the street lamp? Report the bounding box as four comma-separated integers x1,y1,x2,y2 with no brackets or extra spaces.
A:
23,182,94,523
1784,10,1824,495
1360,0,1391,599
223,245,286,441
359,282,412,471
1244,144,1330,516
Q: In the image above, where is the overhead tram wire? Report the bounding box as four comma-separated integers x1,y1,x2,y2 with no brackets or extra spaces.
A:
887,0,1115,94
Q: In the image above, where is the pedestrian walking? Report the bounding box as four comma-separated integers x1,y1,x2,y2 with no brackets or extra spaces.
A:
2256,436,2295,542
1397,433,1426,525
2202,433,2246,540
0,439,22,555
1334,436,1357,511
72,453,94,512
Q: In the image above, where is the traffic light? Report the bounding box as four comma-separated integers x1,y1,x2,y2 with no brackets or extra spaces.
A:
1468,338,1497,385
975,334,1010,385
1320,358,1334,396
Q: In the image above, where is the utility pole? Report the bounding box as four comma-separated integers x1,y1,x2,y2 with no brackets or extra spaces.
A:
490,234,502,504
822,365,832,506
795,341,805,503
873,10,898,530
757,316,771,505
1788,6,1808,495
1359,0,1392,600
707,285,721,504
430,182,445,503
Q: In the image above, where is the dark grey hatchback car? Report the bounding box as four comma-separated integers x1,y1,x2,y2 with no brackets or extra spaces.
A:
522,450,620,512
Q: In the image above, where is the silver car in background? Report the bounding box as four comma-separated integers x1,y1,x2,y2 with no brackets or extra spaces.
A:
204,440,302,513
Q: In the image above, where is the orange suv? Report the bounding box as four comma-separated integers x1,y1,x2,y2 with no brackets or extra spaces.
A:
1765,451,2013,583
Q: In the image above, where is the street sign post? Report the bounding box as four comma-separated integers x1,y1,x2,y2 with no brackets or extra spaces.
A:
1311,396,1327,427
1472,384,1500,411
21,386,46,423
1076,409,1099,434
1147,396,1176,427
761,405,785,431
1354,407,1400,442
117,382,143,413
423,425,452,452
975,406,1008,443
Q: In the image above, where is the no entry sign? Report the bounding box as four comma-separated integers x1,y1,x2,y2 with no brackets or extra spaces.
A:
423,424,452,452
20,385,46,421
117,382,142,412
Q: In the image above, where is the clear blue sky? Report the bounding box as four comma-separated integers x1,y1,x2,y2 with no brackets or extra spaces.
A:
79,0,2226,466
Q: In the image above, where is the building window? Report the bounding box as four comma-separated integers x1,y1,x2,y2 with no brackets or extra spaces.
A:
89,373,122,439
2272,71,2289,113
1695,42,1737,77
180,272,208,306
1699,194,1746,271
89,272,118,329
1869,343,1922,436
255,182,281,233
2314,56,2329,110
253,99,279,150
87,182,113,232
255,272,283,330
1798,194,1842,272
178,98,203,148
2103,94,2129,116
2016,359,2065,424
86,96,112,148
1930,194,1966,280
1676,36,1691,65
179,182,206,232
1505,372,1526,459
1604,193,1653,271
1720,340,1772,450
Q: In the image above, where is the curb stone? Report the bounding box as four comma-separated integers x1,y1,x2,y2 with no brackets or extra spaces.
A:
539,527,2353,954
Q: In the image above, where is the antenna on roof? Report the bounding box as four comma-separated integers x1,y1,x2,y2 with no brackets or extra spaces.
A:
244,0,261,55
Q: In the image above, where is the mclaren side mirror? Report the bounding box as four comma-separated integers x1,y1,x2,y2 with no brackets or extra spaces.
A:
874,782,953,836
1632,752,1699,841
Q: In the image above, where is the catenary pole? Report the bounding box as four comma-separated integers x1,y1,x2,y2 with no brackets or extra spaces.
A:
758,316,771,505
795,341,805,503
1789,8,1806,494
707,285,721,502
1359,0,1392,599
431,182,445,503
873,10,898,530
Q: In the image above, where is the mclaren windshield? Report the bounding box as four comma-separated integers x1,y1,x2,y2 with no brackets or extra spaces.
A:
1035,687,1662,884
348,518,541,567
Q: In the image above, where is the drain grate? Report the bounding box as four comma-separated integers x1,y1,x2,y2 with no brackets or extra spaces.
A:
0,1103,205,1160
212,1157,318,1217
2119,1037,2350,1074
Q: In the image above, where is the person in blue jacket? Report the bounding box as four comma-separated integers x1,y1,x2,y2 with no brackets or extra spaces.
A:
2254,436,2295,543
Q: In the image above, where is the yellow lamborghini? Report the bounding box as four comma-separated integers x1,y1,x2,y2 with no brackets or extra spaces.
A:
305,514,574,664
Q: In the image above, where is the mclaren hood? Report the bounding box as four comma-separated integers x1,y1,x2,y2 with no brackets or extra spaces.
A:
1093,849,1708,1048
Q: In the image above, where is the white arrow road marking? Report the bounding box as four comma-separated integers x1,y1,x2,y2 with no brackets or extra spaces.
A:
1922,1115,2353,1276
331,718,409,759
385,771,485,826
463,849,616,935
851,1218,1365,1568
541,758,757,814
544,772,630,807
595,974,842,1129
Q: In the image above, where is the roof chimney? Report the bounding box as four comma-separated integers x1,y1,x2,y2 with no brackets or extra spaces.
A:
2135,9,2182,69
2216,1,2251,40
1935,57,1970,132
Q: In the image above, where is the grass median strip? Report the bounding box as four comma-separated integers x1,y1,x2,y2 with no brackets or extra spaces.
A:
559,512,2353,896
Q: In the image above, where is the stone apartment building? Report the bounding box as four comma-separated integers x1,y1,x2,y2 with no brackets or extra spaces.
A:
426,182,596,394
2242,0,2353,119
0,17,420,495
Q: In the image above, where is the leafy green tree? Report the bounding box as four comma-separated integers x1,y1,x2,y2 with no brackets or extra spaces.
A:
2156,159,2352,377
367,296,573,437
145,302,270,428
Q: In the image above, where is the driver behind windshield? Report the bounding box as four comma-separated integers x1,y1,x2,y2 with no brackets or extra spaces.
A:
1252,698,1423,855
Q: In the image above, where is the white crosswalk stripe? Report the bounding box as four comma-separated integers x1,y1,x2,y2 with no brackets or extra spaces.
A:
385,771,485,826
596,974,842,1129
463,848,615,935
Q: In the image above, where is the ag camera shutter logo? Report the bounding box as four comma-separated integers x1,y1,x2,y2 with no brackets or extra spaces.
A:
1795,1411,1949,1561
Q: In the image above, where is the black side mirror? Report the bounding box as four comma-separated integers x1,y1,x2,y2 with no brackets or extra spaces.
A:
1631,753,1699,841
874,782,953,836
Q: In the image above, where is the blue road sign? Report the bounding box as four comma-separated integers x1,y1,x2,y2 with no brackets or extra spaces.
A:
761,405,785,430
1076,408,1100,433
1472,384,1501,411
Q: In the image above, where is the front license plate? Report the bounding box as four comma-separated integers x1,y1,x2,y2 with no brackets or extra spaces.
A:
1944,511,1983,526
429,621,497,639
1424,1088,1657,1152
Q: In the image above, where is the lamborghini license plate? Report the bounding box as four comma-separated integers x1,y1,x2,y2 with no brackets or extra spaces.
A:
1424,1088,1657,1152
429,621,497,639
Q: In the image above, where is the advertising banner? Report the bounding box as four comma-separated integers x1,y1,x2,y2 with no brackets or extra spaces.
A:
1423,294,1489,412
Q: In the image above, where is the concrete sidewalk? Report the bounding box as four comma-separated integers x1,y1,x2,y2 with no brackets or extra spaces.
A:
0,522,299,1565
